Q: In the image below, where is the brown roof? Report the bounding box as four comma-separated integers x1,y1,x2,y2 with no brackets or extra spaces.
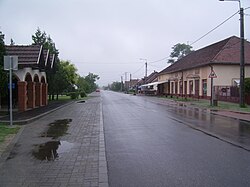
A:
159,36,250,74
145,71,158,84
5,45,41,64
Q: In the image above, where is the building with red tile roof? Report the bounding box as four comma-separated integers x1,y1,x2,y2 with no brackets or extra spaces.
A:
157,36,250,103
3,45,56,111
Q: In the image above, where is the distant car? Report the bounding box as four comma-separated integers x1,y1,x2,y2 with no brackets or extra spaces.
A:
96,89,100,92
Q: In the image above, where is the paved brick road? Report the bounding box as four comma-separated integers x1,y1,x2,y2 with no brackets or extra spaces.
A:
0,94,108,187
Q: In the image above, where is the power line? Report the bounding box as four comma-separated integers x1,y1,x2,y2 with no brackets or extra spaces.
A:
190,10,239,46
132,64,145,75
73,61,142,64
142,9,243,65
148,56,169,64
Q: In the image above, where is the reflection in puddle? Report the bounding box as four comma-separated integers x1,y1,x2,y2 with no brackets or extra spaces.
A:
77,100,86,103
32,141,74,161
41,119,72,139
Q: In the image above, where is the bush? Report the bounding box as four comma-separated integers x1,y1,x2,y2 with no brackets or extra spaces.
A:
245,78,250,95
69,92,79,99
80,91,87,98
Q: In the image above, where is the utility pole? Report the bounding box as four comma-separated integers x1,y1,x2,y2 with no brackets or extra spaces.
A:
219,0,245,107
130,73,132,90
239,7,245,107
125,72,128,92
121,76,123,92
140,58,147,83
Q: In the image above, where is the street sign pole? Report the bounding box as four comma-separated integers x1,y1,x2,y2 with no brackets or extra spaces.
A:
4,56,18,126
209,66,217,107
9,57,13,126
210,77,213,107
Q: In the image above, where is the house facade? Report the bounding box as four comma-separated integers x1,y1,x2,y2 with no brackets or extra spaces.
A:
2,45,55,111
157,36,250,103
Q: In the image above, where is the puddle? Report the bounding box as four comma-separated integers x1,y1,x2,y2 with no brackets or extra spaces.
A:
77,100,86,103
41,119,72,139
32,141,74,161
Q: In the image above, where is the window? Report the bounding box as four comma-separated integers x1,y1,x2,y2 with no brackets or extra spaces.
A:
202,79,207,96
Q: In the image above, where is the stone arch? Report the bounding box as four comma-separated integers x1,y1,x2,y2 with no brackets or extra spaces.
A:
41,76,46,83
12,75,20,109
41,76,48,106
34,74,42,107
25,73,35,109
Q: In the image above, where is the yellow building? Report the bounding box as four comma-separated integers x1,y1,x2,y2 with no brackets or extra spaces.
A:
158,36,250,103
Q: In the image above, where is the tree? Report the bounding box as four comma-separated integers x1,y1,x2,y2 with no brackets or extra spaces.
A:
168,43,193,64
0,30,7,109
32,28,59,55
245,78,250,95
44,35,59,56
52,60,78,99
32,27,60,100
32,27,47,45
77,76,91,93
84,73,99,93
110,81,122,91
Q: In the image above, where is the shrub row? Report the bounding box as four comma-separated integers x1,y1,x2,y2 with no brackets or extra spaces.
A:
67,91,87,99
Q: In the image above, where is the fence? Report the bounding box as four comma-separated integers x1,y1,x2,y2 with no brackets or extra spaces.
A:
214,86,250,105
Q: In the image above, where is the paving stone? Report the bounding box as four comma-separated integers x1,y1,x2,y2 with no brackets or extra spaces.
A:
0,94,108,186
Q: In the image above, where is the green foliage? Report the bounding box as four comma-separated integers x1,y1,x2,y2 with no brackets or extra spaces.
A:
245,78,250,95
80,91,87,98
32,27,59,55
0,125,20,143
69,92,79,99
77,73,99,94
110,81,122,91
168,43,193,64
32,27,47,45
52,60,78,96
32,27,60,100
0,30,8,101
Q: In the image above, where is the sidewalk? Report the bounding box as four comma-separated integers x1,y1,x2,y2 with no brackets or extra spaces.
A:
148,96,250,122
0,100,74,125
0,93,108,187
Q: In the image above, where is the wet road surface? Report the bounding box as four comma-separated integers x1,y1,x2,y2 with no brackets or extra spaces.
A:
102,91,250,187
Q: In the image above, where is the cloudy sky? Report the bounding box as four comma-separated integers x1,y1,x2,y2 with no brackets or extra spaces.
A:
0,0,249,86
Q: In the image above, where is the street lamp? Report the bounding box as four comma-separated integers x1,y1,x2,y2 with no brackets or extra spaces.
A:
219,0,245,107
139,58,148,79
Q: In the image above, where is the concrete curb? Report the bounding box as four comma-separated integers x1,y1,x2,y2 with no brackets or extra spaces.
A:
99,99,109,187
143,96,250,151
0,101,75,125
152,96,250,122
168,116,250,152
0,101,75,167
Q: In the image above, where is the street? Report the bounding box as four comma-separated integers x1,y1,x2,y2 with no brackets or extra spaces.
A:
102,91,250,187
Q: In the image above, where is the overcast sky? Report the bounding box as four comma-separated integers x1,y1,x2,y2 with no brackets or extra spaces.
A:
0,0,249,86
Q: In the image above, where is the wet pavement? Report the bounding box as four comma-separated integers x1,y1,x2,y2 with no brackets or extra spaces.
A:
0,93,108,187
0,100,73,124
102,91,250,187
1,91,250,186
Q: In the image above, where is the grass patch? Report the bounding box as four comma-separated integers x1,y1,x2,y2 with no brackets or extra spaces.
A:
161,96,250,112
0,124,20,143
48,95,89,102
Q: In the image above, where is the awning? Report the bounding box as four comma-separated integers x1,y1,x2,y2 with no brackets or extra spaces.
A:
141,80,169,87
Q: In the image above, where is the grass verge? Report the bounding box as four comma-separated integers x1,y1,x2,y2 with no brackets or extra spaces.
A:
162,96,250,113
0,124,20,143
